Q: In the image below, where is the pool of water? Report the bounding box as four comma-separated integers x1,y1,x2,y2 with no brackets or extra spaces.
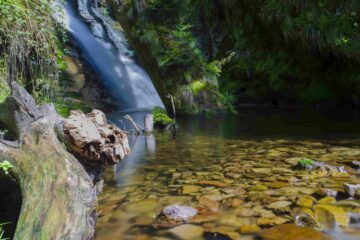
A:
96,107,360,240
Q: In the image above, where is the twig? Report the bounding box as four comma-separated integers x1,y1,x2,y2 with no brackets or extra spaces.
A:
124,114,143,134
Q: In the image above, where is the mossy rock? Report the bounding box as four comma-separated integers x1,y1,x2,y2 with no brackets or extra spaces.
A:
152,107,174,128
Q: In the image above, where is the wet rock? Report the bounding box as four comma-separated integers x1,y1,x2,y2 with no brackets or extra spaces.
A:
123,198,158,214
236,208,257,217
252,168,272,174
239,224,261,234
182,185,201,194
293,207,321,230
219,215,257,227
265,182,290,189
280,187,317,195
267,201,292,210
317,196,336,204
285,157,305,166
230,198,243,207
257,224,331,240
200,194,224,202
272,167,294,174
344,183,360,198
314,205,349,229
155,205,198,227
198,180,228,188
257,216,288,226
316,188,338,198
190,207,218,224
333,200,360,207
169,224,204,240
296,196,315,208
253,206,276,218
198,195,220,210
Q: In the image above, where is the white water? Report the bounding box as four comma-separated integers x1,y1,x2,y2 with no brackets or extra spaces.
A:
61,0,164,111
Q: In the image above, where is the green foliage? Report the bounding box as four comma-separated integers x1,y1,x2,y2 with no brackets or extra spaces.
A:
0,58,9,103
0,0,66,102
152,107,174,127
120,0,360,109
0,161,13,175
298,158,315,168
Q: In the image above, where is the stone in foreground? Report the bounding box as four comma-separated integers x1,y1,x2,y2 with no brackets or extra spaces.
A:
258,224,331,240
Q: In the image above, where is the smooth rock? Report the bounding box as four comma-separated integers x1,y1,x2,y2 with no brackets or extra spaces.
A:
155,205,198,227
198,180,228,187
267,201,292,210
257,216,288,226
317,196,336,204
296,196,315,208
344,183,360,198
198,195,220,210
293,207,321,230
239,224,261,234
257,224,331,240
182,185,201,194
169,224,204,240
314,204,349,229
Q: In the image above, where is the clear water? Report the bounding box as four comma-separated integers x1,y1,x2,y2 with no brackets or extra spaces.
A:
96,108,360,240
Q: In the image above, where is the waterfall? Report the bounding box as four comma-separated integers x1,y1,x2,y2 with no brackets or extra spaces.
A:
60,0,164,113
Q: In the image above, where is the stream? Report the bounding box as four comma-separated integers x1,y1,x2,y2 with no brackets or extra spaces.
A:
97,108,360,240
59,1,360,239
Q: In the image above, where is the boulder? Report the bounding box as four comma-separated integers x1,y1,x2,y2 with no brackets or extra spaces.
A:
62,109,130,165
154,205,198,227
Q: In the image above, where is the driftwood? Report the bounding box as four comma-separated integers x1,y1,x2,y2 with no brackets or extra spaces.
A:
0,82,129,239
62,109,130,165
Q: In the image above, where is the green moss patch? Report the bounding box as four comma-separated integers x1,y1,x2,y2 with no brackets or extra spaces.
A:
152,107,174,128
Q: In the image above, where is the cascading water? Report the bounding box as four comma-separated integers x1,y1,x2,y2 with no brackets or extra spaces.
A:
59,0,163,179
61,0,164,115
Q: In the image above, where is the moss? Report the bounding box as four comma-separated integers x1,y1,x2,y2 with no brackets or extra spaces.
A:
152,107,174,128
54,100,92,118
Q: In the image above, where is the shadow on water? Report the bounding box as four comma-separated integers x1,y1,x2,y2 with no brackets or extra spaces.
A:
179,107,360,142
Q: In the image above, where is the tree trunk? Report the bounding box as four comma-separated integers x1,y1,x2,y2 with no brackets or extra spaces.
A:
0,82,102,239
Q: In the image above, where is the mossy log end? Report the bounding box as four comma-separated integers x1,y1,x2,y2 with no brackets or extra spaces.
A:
0,82,98,239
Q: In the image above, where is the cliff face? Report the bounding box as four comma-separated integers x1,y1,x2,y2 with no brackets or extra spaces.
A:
107,0,360,111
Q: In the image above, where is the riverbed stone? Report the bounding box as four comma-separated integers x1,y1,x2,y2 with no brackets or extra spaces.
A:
239,224,261,234
123,198,158,213
169,224,204,240
344,183,360,198
198,180,228,187
314,204,349,229
257,216,288,226
293,207,321,230
257,224,331,240
267,201,292,210
317,196,336,204
182,185,201,194
155,205,198,227
296,196,315,208
198,195,220,210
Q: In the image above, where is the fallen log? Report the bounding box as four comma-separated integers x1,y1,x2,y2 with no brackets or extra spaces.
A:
0,82,129,239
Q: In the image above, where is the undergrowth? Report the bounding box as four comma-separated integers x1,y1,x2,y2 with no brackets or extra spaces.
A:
0,0,66,103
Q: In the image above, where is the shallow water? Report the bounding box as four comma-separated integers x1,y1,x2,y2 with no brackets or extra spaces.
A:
97,108,360,240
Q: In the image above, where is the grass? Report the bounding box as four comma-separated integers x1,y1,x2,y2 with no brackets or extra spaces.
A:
0,222,11,240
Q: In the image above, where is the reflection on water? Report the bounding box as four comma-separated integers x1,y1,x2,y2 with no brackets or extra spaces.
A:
97,108,360,240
